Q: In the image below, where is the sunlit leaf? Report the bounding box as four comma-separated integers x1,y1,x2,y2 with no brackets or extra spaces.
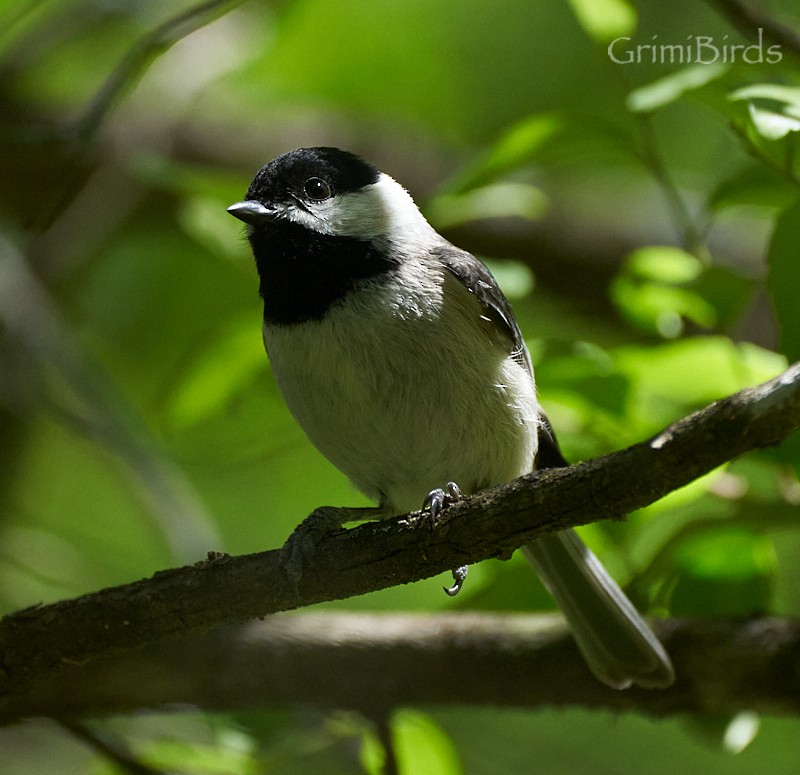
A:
730,84,800,117
361,710,463,775
448,114,565,192
426,182,548,227
748,104,800,140
138,737,259,775
612,276,716,337
627,63,728,113
724,712,761,754
625,246,704,283
611,246,716,337
567,0,637,43
730,84,800,140
483,258,535,299
615,337,787,400
394,711,463,775
535,343,632,455
360,725,385,775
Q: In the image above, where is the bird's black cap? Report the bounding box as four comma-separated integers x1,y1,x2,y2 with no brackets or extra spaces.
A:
244,147,381,205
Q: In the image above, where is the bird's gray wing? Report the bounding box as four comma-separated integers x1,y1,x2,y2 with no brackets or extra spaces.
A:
433,245,531,375
434,244,566,469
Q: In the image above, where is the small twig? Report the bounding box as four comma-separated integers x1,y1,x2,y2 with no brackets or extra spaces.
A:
604,62,706,256
727,120,800,188
707,0,800,59
73,0,245,143
59,720,170,775
634,111,707,256
374,714,400,775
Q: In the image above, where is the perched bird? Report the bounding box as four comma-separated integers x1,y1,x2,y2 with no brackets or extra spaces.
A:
228,147,674,689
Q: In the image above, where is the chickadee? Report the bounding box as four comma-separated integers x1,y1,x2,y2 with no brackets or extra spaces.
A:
228,147,674,690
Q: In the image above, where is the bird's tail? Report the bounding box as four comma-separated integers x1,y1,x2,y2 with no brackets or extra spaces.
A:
522,530,674,690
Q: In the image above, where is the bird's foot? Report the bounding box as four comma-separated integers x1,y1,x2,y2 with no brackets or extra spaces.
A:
423,481,463,521
280,506,375,596
422,482,468,597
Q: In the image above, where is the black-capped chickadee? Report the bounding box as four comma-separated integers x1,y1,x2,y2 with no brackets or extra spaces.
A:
228,147,674,690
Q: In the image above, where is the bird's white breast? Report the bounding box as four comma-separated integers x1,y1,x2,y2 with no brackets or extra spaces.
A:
263,256,540,515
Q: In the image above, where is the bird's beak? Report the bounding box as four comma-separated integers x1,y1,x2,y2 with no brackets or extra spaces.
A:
227,200,277,226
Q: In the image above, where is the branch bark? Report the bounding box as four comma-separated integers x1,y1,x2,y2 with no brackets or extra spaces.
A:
4,614,800,721
0,363,799,718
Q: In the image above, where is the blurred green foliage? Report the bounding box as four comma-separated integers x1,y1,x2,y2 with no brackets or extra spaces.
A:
1,0,800,773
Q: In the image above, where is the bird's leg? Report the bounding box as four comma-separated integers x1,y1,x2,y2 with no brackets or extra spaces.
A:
422,481,468,597
281,505,382,595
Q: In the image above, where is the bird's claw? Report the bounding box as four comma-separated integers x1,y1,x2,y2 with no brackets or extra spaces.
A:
444,565,468,597
422,482,468,597
423,481,463,522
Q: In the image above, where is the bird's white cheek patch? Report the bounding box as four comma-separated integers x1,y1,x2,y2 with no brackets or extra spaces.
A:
281,175,438,248
281,203,331,234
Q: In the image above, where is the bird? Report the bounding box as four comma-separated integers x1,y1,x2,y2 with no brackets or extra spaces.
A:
227,146,674,690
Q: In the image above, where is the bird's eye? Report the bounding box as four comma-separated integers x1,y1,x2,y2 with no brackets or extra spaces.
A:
303,177,332,201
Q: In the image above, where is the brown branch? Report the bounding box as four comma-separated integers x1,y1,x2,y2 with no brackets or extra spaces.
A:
5,614,800,721
0,363,799,717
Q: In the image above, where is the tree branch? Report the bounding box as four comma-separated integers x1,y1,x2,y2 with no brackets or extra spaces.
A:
4,614,800,721
0,363,798,715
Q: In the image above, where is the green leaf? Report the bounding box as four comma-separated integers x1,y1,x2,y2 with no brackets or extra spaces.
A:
708,164,797,211
613,278,716,337
394,711,463,775
747,104,800,141
683,712,761,755
767,200,800,361
627,63,728,113
730,84,800,117
616,338,787,402
730,84,800,140
448,113,565,192
612,337,787,434
723,712,762,754
483,258,536,299
137,736,259,775
535,343,632,455
361,710,463,775
567,0,637,43
612,246,716,337
625,246,704,283
426,182,548,227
